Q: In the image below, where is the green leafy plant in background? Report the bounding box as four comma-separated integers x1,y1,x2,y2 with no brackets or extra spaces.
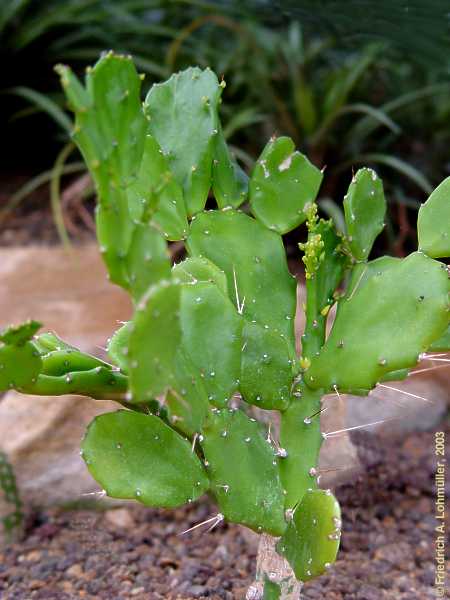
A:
1,54,449,598
3,1,450,256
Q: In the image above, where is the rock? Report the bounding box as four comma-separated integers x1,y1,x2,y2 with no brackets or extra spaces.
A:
319,393,361,489
28,579,46,590
105,508,135,529
24,550,42,562
0,244,131,349
66,563,84,578
0,244,131,538
0,391,117,506
346,366,449,436
374,542,412,565
187,584,208,597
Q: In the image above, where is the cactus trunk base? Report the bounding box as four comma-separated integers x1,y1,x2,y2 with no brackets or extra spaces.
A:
246,534,303,600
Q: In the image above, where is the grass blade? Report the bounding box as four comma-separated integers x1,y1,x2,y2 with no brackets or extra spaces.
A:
7,86,72,133
50,142,74,247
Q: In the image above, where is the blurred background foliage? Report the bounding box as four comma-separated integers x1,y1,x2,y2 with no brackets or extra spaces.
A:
1,0,450,254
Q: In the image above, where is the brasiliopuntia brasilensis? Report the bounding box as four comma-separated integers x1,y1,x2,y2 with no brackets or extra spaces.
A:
2,53,449,598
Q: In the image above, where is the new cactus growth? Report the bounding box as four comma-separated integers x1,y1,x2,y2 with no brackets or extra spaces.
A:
2,53,449,597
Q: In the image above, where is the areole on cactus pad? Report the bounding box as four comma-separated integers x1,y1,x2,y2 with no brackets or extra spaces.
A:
1,52,448,598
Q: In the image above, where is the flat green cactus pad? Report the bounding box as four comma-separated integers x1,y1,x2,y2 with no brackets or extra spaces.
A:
212,123,248,209
128,133,188,241
343,167,386,261
129,281,181,401
201,408,286,535
278,489,341,582
126,223,171,303
180,281,242,407
82,410,208,507
172,256,228,296
187,209,297,409
164,351,209,436
0,320,41,346
57,54,148,288
144,67,222,216
187,210,297,345
130,277,242,415
418,176,450,258
58,53,188,295
305,252,450,392
240,322,294,411
0,342,42,392
249,136,323,234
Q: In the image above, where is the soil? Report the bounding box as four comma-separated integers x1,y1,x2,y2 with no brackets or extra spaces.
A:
0,422,447,600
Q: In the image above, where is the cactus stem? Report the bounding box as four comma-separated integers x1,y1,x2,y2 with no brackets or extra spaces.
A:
279,385,323,508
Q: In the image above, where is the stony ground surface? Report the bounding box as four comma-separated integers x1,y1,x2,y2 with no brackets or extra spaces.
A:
0,422,446,600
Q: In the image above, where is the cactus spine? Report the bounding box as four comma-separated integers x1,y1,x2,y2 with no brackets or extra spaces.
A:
2,54,449,597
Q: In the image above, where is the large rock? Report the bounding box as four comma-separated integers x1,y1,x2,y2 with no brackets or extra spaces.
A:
0,244,131,518
0,391,117,504
0,244,131,349
346,365,449,435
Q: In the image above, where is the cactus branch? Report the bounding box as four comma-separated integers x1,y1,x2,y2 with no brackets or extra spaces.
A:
279,384,323,509
22,369,129,402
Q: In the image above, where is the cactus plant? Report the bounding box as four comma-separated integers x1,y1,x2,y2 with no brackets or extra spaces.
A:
3,53,449,597
0,450,23,544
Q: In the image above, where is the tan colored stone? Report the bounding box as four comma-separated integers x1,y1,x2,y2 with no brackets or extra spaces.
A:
319,393,361,488
346,364,450,436
0,391,117,505
0,244,131,348
66,563,84,578
0,244,131,522
105,507,135,529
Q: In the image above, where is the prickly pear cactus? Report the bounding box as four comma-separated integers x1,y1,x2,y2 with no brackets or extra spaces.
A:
4,53,449,597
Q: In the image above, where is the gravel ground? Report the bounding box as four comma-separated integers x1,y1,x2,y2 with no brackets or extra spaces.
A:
0,423,447,599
